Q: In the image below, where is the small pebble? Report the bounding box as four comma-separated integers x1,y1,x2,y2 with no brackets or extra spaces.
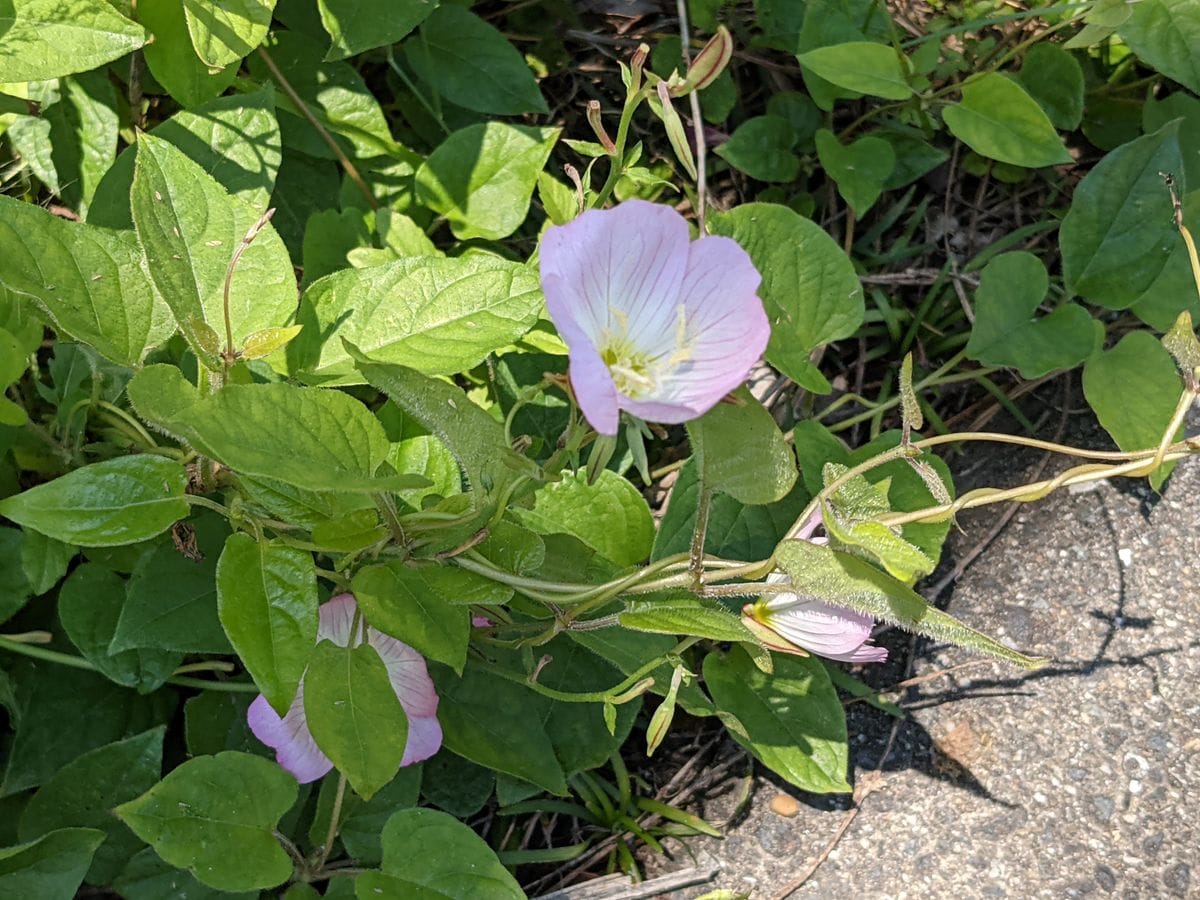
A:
769,794,800,818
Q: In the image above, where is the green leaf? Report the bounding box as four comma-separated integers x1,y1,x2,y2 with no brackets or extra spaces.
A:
687,387,797,505
1083,331,1184,491
0,456,188,547
0,195,166,366
15,72,118,216
714,116,799,183
389,433,461,507
305,641,409,800
421,754,493,818
815,128,895,216
406,5,547,115
354,359,542,497
339,767,422,865
374,808,525,899
1118,0,1200,95
709,202,862,393
18,729,164,885
90,87,281,230
131,133,295,367
652,457,809,562
430,665,567,794
620,594,757,643
964,252,1100,378
1144,93,1200,189
1,665,173,796
511,469,654,568
415,123,560,241
319,0,435,60
1060,122,1185,307
0,0,146,81
183,693,260,759
294,256,543,382
704,647,850,793
110,516,232,655
942,74,1070,168
138,0,238,108
0,827,106,900
822,501,935,583
352,562,470,675
217,533,318,715
774,539,1046,667
1016,43,1084,131
113,847,256,900
127,366,417,493
567,628,714,716
878,132,949,189
59,563,182,692
115,752,296,892
19,530,74,595
182,0,277,68
798,42,912,99
247,30,400,159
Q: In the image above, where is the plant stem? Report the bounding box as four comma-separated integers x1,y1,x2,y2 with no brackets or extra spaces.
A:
315,773,349,871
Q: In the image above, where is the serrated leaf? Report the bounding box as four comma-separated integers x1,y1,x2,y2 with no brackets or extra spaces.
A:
0,0,146,82
774,539,1045,667
415,123,561,241
0,456,188,547
18,729,164,885
687,387,797,505
131,133,295,367
942,73,1070,168
352,562,470,674
704,647,849,793
0,196,165,366
405,5,547,115
305,641,409,800
708,203,862,393
115,752,296,892
964,251,1100,378
293,256,542,382
217,533,318,715
1060,122,1184,307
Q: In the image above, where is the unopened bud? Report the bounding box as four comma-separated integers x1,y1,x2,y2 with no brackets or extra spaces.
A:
585,100,616,154
630,43,650,91
682,25,733,93
654,81,697,180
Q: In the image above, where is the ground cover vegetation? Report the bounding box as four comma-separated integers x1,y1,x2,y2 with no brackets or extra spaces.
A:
0,0,1198,896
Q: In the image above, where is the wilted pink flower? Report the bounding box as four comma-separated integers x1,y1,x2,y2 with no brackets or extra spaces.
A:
540,200,770,435
742,508,887,664
247,594,442,783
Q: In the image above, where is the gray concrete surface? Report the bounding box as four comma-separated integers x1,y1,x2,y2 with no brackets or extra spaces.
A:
650,411,1200,899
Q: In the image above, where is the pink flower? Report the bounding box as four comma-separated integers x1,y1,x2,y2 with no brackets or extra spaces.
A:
247,594,442,783
539,200,770,435
742,508,887,664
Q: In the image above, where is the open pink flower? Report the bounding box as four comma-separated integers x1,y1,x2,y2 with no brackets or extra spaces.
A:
540,200,770,435
247,594,442,783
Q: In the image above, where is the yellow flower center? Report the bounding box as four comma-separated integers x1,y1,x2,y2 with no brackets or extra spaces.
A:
597,305,692,399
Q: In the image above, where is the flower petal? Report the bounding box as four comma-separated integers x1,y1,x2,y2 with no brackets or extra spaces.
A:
546,284,620,435
540,199,691,347
768,599,882,660
368,629,443,765
247,691,333,784
317,593,358,646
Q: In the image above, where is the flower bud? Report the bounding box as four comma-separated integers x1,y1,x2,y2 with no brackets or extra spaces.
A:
585,100,616,155
681,25,733,93
630,43,650,92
